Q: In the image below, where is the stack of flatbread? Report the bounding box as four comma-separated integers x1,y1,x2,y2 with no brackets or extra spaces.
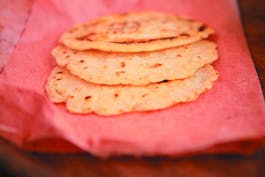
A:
46,12,219,116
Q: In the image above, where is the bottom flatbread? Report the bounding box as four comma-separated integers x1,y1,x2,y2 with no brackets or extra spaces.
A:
45,65,218,115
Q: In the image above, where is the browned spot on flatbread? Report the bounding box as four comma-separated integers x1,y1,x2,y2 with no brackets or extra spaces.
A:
115,71,126,76
120,62,126,67
108,21,140,34
55,89,62,95
114,92,119,98
179,33,190,37
198,25,206,32
150,63,162,68
85,96,92,100
76,32,97,41
160,80,169,83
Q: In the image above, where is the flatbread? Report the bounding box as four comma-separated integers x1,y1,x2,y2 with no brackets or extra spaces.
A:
45,65,218,115
53,40,218,86
60,12,214,52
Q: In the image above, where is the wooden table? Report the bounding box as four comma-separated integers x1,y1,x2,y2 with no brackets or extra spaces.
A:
239,0,265,96
0,0,264,176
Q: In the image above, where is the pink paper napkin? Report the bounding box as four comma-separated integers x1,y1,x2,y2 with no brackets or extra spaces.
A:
0,0,265,157
0,0,34,71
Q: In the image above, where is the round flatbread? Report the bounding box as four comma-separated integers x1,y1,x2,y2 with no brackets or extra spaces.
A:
45,65,218,116
60,12,214,52
53,40,218,86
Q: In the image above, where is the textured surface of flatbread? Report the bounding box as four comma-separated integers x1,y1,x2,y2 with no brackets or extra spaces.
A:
45,65,218,115
60,12,214,52
53,40,218,85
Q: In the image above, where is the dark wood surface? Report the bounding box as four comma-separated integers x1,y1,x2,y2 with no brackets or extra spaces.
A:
0,0,265,177
239,0,265,96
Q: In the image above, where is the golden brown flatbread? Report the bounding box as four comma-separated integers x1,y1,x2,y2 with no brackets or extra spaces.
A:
60,12,214,52
45,65,218,115
53,40,218,85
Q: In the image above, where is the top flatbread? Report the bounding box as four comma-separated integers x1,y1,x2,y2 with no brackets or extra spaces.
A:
60,12,214,52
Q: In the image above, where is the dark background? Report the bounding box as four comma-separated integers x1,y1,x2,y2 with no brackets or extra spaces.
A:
0,0,265,176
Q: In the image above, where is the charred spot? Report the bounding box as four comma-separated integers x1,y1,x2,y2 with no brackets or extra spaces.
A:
115,71,126,76
198,25,206,32
177,54,182,57
56,78,62,81
114,93,119,98
85,96,92,100
55,89,62,95
197,55,201,59
76,36,93,41
66,55,70,58
76,32,97,41
80,60,84,63
150,63,162,68
56,71,63,74
120,62,126,67
179,33,190,37
161,80,168,83
76,36,84,40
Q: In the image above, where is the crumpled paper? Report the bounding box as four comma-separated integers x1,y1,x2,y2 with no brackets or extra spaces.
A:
0,0,265,157
0,0,34,72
